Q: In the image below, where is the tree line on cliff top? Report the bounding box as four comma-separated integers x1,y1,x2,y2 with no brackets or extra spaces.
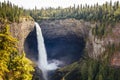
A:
28,1,120,23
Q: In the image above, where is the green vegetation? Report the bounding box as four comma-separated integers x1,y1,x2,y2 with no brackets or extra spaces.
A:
28,1,120,23
92,23,106,38
27,1,120,38
0,23,34,80
0,1,27,23
53,41,120,80
57,56,120,80
0,1,120,80
0,1,35,80
27,1,120,80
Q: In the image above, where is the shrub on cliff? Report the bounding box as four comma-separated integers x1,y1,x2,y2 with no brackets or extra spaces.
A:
0,24,34,80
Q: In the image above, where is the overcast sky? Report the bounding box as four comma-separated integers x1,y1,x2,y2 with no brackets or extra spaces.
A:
0,0,120,9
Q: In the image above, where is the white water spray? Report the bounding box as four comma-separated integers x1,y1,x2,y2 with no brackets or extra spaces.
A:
35,22,60,80
35,22,48,80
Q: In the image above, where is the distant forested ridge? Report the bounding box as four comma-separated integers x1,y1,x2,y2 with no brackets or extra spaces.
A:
27,1,120,23
26,1,120,39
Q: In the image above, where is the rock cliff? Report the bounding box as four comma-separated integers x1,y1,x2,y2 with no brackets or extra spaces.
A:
39,19,90,65
10,20,34,53
24,19,90,65
49,21,120,80
15,18,120,80
21,19,120,67
86,23,120,66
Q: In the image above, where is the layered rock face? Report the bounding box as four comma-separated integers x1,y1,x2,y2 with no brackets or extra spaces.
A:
39,19,90,65
9,18,120,80
52,23,120,80
86,23,120,66
86,24,105,58
25,19,90,65
10,20,34,53
21,18,120,67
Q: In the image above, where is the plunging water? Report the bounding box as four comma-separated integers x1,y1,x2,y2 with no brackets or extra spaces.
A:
35,22,48,80
35,22,59,80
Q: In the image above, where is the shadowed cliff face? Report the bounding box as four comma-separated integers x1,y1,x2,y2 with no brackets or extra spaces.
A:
24,27,38,61
40,19,90,65
24,19,90,65
43,33,85,65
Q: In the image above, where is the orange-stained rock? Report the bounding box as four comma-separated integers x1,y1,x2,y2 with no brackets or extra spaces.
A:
111,53,120,67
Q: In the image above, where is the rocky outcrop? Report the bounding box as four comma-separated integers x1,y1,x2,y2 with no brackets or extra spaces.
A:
86,25,105,58
21,18,120,67
24,27,38,61
32,67,44,80
24,19,90,65
10,20,34,53
20,19,120,80
50,22,120,80
39,19,90,65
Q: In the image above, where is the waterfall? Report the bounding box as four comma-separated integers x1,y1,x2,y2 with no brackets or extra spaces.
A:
35,22,48,80
35,22,60,80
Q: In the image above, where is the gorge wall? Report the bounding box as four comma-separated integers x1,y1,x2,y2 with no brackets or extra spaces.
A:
25,19,90,65
10,19,34,54
8,18,120,80
51,22,120,80
40,19,90,65
9,18,120,67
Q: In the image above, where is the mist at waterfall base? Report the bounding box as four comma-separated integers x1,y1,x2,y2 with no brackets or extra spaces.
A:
35,22,63,80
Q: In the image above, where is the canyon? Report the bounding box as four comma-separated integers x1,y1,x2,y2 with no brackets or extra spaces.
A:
9,18,120,80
